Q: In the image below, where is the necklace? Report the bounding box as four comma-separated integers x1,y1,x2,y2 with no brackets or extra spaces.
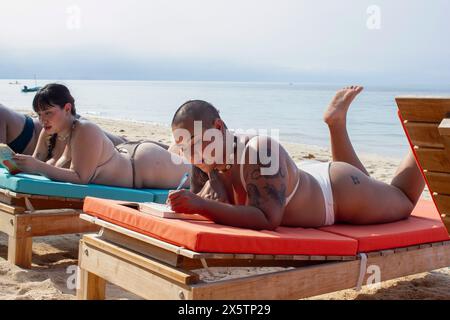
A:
217,135,238,173
217,164,233,173
57,119,77,142
57,132,70,141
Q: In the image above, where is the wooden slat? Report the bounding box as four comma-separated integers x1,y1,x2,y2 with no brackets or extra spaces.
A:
78,241,192,300
404,122,444,148
415,147,450,173
0,188,81,203
433,194,450,216
181,258,321,269
82,235,199,285
431,242,444,247
438,118,450,136
97,226,326,268
100,228,183,267
234,254,255,259
0,188,84,209
201,253,236,259
396,97,450,122
424,172,450,195
0,202,26,214
394,247,408,253
15,209,99,238
444,216,450,233
0,192,14,205
80,214,202,259
0,210,15,236
80,214,355,264
190,245,450,299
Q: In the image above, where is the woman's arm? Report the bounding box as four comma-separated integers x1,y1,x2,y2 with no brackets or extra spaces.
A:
199,198,280,230
31,122,104,184
168,137,287,230
0,120,6,144
32,128,51,161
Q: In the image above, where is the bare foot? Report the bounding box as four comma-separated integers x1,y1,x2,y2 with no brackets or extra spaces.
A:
323,86,364,126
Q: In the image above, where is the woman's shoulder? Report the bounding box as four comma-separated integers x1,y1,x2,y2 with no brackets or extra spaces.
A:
74,118,103,132
0,104,15,119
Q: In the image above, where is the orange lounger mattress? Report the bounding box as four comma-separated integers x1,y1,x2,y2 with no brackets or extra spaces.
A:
83,197,357,255
320,200,449,252
83,197,449,256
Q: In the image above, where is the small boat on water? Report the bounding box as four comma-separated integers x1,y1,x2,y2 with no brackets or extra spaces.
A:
21,75,41,93
21,86,41,93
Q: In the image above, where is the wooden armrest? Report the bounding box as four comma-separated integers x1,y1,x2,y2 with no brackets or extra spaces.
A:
438,118,450,136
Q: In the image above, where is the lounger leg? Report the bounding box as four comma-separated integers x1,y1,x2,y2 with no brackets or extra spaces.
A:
77,268,106,300
7,235,33,268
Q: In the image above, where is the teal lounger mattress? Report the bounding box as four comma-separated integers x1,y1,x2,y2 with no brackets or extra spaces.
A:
0,168,169,203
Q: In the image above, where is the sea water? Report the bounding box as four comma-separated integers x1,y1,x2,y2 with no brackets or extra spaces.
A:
1,79,448,158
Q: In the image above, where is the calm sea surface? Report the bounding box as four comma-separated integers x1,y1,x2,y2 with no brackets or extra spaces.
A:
1,79,449,158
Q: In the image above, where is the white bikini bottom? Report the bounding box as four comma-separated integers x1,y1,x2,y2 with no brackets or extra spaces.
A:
298,161,335,226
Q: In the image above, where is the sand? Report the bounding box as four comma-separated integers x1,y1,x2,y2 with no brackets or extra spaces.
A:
0,114,448,300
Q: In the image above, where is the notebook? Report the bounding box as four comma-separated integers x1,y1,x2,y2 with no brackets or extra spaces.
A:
122,201,209,221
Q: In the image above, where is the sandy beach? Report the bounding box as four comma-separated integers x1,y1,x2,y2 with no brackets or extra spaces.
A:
0,113,448,300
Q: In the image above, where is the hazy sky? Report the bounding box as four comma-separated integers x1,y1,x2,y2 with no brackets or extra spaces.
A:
1,0,449,85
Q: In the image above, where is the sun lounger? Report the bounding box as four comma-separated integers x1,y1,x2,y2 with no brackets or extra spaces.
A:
74,97,450,300
77,196,450,300
0,168,169,268
396,97,450,232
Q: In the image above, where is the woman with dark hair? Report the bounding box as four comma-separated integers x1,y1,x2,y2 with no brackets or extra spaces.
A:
0,103,126,155
13,83,191,189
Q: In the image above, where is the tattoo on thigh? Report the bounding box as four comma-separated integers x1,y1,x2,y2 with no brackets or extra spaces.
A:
351,175,361,185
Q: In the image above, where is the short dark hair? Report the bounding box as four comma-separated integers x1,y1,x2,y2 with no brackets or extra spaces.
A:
171,100,221,128
33,83,76,116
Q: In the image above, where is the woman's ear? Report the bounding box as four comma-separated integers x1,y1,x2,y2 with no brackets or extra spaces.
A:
214,118,225,132
64,103,72,114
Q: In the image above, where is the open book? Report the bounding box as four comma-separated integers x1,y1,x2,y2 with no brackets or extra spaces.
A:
122,201,209,221
0,144,21,175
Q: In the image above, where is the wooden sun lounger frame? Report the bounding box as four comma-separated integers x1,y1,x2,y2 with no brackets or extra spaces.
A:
0,188,99,268
77,214,450,300
396,97,450,233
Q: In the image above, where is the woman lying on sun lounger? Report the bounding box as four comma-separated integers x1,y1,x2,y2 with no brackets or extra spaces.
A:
1,103,127,155
167,86,425,230
0,104,42,155
13,83,191,189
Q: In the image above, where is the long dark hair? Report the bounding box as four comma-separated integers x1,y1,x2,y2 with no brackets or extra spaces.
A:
33,84,77,160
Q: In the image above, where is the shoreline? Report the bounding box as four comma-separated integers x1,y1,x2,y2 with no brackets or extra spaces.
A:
16,107,404,162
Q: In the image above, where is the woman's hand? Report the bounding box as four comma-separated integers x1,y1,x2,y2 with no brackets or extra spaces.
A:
168,189,206,214
12,154,43,174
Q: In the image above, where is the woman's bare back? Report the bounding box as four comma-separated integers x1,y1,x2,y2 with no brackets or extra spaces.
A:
43,119,190,189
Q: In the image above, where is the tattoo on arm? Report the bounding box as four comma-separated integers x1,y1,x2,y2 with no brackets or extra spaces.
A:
351,175,361,185
247,183,261,208
250,166,285,180
263,183,286,207
247,180,286,209
244,140,288,210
